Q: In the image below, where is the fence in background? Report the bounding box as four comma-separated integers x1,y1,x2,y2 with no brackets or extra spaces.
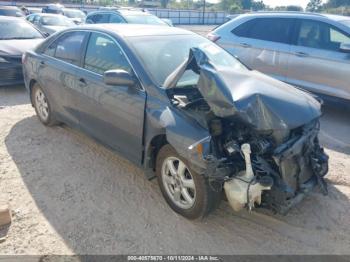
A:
147,9,228,24
0,1,229,24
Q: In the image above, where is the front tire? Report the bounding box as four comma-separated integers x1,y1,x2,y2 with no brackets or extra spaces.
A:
31,83,58,126
156,144,221,219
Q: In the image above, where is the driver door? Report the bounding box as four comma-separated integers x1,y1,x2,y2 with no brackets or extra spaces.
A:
73,32,146,165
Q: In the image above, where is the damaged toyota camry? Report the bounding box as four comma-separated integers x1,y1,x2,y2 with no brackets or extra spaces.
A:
23,24,329,219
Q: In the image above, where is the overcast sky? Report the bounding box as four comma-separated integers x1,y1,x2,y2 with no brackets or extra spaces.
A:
262,0,322,8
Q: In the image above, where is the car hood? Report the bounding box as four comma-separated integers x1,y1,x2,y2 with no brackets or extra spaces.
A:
69,18,83,24
0,39,43,56
42,25,68,33
164,48,321,132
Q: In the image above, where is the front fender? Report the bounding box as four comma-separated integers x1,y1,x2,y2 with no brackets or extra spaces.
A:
144,96,211,176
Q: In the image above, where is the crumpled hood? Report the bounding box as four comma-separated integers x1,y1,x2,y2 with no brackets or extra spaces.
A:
0,39,43,56
165,48,321,131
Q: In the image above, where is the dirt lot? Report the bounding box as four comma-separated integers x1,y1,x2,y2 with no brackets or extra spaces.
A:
0,83,349,255
0,25,350,255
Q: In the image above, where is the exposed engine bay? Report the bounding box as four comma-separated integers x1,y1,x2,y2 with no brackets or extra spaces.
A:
164,48,329,214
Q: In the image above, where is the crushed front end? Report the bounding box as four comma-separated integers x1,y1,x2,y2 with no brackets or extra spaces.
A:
165,47,329,214
200,118,329,214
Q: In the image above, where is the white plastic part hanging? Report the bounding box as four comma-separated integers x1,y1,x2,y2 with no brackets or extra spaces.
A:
224,143,272,212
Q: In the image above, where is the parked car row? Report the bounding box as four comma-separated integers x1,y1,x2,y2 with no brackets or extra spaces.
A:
0,4,174,90
1,9,346,219
26,13,75,35
0,4,172,26
0,17,44,86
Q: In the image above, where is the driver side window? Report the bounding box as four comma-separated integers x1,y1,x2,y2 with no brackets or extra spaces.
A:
83,33,132,75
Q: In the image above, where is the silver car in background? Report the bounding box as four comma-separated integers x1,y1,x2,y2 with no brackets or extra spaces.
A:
208,12,350,104
26,13,75,35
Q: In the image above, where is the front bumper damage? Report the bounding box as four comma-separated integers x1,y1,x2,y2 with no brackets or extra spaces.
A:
187,121,329,215
166,47,329,215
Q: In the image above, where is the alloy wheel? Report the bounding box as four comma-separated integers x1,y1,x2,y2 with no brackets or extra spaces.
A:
161,157,196,209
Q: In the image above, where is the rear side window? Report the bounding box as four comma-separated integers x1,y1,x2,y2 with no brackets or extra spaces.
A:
43,31,87,66
83,33,132,75
297,19,350,51
232,19,256,38
109,14,125,23
88,13,110,23
232,18,294,44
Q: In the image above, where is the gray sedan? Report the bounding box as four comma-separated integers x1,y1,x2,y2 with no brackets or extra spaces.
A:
23,24,329,219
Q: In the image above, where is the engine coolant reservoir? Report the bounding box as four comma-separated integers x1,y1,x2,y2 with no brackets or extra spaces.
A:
224,143,273,212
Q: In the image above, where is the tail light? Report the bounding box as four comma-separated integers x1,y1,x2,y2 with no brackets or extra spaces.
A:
207,33,221,42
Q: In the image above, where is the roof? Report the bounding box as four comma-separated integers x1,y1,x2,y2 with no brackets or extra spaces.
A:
0,5,20,10
88,9,152,17
73,24,193,37
243,11,350,21
322,14,350,21
32,13,65,17
0,16,24,22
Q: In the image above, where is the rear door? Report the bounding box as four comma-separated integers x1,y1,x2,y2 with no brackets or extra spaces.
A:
219,17,295,82
73,32,146,165
39,31,89,126
286,19,350,100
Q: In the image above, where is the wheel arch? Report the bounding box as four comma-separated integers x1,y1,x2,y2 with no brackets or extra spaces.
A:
28,79,38,106
144,134,168,179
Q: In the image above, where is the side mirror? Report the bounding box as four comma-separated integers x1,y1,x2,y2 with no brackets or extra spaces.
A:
103,69,136,86
340,43,350,53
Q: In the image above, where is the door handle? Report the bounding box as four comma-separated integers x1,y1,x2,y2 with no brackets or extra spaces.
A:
78,78,87,87
39,61,45,66
295,51,309,57
240,43,251,48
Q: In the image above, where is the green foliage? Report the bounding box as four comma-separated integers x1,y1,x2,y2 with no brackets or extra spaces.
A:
326,0,350,8
286,5,303,11
160,0,170,8
218,0,264,12
324,6,350,15
241,0,252,9
251,0,265,10
274,5,303,11
307,0,323,12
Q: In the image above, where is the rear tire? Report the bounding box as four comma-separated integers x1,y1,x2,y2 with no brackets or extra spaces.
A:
156,144,221,219
31,83,58,126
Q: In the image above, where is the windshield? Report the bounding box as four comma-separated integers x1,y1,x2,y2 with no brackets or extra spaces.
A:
124,14,166,25
63,9,86,19
340,20,350,28
128,34,247,86
0,8,24,17
41,16,74,26
0,21,43,40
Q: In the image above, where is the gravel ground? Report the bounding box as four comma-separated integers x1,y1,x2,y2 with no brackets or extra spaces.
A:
0,85,350,255
0,26,349,255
